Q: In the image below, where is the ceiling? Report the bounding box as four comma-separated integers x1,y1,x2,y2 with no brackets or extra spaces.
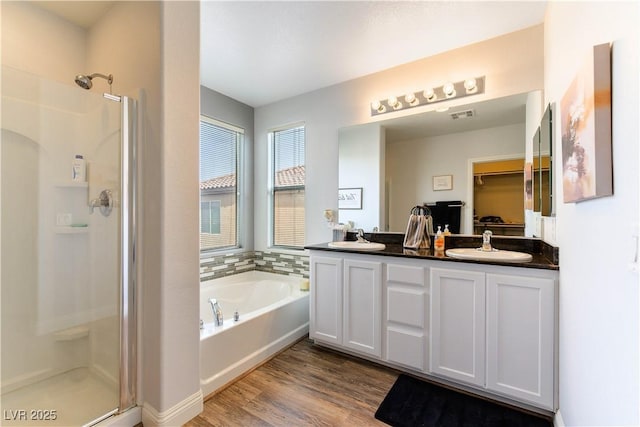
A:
34,1,547,108
32,1,115,29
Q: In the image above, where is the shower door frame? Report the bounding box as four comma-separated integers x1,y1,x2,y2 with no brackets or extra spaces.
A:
119,95,137,414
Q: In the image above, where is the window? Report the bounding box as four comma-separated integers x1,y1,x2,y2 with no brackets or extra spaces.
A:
199,116,242,251
200,200,221,234
270,125,305,248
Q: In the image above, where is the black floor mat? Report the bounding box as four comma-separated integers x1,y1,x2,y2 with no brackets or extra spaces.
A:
375,374,552,427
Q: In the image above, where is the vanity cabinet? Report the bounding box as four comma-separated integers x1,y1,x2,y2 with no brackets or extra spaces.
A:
308,249,558,412
429,265,556,410
310,254,382,357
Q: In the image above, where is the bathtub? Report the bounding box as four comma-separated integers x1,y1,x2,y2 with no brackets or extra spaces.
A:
199,271,309,397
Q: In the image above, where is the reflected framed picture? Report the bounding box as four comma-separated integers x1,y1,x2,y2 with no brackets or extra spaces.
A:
560,43,612,203
338,187,362,209
433,175,453,191
524,162,533,210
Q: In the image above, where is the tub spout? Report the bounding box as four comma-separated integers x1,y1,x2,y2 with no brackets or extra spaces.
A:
208,298,224,326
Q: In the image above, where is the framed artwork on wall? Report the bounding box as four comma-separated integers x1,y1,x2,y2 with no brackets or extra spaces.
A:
433,175,453,191
338,187,363,209
560,42,612,203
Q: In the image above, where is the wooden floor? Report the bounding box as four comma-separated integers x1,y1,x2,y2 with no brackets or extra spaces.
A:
184,338,400,426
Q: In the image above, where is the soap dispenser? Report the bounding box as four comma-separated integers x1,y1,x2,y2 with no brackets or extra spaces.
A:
443,224,451,236
434,226,445,253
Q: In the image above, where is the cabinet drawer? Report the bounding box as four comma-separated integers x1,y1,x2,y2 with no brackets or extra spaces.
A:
387,288,425,328
387,264,425,286
386,328,425,370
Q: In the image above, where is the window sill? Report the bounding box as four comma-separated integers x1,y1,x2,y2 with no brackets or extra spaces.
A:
264,247,309,257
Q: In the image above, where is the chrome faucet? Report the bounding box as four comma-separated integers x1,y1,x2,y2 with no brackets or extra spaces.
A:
481,230,493,252
208,298,224,326
356,229,368,243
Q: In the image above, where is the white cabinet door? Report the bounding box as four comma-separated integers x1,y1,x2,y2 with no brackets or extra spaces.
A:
343,259,382,357
486,273,555,409
310,256,343,345
430,267,485,387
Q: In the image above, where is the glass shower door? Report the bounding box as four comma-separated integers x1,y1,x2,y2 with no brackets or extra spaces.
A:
1,66,133,426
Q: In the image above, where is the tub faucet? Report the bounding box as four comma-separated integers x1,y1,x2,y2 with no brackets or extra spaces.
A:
208,298,224,326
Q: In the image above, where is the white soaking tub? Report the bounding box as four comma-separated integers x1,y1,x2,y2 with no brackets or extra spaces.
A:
199,271,309,397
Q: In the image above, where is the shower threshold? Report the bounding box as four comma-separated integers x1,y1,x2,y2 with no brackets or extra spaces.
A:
1,367,118,427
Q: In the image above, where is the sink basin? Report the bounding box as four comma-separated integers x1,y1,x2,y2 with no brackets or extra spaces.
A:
445,248,532,263
328,241,386,251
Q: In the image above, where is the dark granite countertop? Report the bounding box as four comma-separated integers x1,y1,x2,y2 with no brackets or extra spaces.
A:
305,233,559,271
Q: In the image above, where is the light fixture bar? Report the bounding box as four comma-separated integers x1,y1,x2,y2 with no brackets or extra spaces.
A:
370,76,485,116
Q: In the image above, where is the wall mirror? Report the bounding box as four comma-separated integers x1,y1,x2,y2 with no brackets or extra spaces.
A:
535,104,553,217
338,91,541,235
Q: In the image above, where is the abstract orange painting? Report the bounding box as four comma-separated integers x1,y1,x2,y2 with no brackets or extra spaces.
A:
560,43,612,203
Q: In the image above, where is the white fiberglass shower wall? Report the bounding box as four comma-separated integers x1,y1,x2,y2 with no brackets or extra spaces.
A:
1,66,136,426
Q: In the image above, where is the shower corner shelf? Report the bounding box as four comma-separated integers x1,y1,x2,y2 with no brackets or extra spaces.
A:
55,226,89,234
56,181,89,188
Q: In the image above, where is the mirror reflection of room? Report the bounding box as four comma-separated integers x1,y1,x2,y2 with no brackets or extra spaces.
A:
339,92,544,236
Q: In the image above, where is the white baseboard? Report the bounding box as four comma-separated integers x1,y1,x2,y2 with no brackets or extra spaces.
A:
200,323,308,397
554,409,565,427
142,389,203,427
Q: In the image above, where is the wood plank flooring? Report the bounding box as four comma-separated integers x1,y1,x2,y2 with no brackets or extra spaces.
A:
184,338,400,427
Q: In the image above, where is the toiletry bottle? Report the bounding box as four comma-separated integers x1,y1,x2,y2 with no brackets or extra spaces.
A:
72,154,85,182
434,226,445,253
443,224,451,236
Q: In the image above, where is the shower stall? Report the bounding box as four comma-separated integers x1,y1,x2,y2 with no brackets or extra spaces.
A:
1,66,136,426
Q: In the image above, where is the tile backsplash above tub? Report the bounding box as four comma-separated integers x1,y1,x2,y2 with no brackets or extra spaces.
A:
200,250,309,282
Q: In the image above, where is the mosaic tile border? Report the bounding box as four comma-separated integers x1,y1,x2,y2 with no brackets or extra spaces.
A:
200,250,309,282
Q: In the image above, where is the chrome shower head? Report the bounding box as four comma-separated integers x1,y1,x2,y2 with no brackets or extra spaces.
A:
74,73,114,92
75,74,93,89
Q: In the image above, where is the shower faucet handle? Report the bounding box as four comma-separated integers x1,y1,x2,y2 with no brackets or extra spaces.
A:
90,189,114,216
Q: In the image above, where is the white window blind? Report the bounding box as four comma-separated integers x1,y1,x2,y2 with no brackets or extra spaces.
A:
272,125,305,248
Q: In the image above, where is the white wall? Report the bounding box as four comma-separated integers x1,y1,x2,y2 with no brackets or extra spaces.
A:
386,123,524,233
545,2,639,425
89,3,202,423
254,25,543,249
0,1,86,84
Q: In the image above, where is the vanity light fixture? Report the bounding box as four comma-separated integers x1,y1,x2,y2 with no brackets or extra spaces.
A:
370,76,485,116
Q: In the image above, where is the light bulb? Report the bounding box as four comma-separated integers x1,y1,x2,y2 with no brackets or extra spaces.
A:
464,78,477,93
371,100,381,110
423,88,436,102
388,96,399,107
405,93,418,106
443,82,456,98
